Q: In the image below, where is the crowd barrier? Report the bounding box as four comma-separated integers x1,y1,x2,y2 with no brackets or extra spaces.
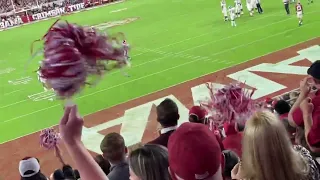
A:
0,0,121,30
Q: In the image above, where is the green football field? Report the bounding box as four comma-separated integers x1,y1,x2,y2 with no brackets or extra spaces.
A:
0,0,319,143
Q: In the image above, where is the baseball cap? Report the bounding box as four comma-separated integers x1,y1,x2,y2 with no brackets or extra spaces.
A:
307,60,320,80
168,123,221,180
189,106,207,121
19,157,40,177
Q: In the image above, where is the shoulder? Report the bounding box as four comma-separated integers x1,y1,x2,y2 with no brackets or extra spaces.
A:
294,145,320,180
107,163,130,180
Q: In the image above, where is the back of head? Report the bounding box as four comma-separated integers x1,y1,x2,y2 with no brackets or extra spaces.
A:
168,123,222,180
274,100,291,115
62,165,75,179
242,110,306,180
100,132,126,163
129,144,170,180
94,155,111,175
157,98,179,127
189,106,207,124
19,157,47,180
20,172,48,180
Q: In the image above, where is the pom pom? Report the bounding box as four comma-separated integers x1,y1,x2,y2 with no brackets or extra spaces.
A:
200,82,256,129
33,20,129,99
40,128,60,150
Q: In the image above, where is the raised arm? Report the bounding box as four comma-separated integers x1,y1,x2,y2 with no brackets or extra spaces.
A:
288,77,311,127
59,106,109,180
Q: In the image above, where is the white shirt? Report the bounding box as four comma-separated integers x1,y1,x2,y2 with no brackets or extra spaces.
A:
160,126,178,134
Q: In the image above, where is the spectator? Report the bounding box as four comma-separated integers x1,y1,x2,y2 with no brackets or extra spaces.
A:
129,144,170,180
100,132,129,180
59,105,108,180
188,105,207,124
274,100,296,142
274,99,291,119
222,122,243,156
148,98,179,147
94,155,111,175
289,61,320,152
168,122,224,180
19,157,48,180
50,169,64,180
231,110,320,180
50,165,78,180
221,150,240,179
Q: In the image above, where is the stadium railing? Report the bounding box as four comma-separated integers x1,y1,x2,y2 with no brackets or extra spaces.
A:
0,0,121,30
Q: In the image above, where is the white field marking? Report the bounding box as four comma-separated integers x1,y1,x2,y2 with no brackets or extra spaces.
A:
3,90,22,96
2,36,318,144
0,68,15,75
136,47,210,61
207,21,320,61
0,11,316,106
0,10,286,79
132,10,284,57
0,99,28,109
8,76,32,85
0,11,208,79
28,90,56,102
0,10,317,104
110,8,127,13
108,12,315,75
1,27,318,123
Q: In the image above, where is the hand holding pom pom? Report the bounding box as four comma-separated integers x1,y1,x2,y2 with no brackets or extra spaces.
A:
40,128,60,150
33,20,130,99
201,82,256,129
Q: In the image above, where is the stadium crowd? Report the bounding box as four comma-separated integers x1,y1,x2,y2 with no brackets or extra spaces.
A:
0,0,97,21
18,61,320,180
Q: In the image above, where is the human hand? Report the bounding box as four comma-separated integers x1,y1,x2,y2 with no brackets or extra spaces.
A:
59,105,84,146
231,162,245,180
299,77,311,98
300,97,314,115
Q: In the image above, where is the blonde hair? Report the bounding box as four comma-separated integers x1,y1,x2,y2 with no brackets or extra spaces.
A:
241,110,309,180
129,144,170,180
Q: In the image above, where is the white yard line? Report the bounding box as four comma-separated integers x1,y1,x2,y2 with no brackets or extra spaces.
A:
109,12,313,73
133,10,284,57
110,8,128,13
3,90,22,96
1,20,318,122
0,10,284,80
1,10,318,106
2,35,318,144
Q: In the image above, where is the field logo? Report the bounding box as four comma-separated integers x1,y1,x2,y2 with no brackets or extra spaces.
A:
81,43,320,154
93,17,139,30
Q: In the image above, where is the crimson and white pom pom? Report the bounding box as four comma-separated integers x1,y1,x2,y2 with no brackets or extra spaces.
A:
200,82,256,129
34,20,128,99
40,128,60,150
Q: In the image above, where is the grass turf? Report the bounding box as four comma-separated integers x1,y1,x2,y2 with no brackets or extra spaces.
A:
0,0,319,143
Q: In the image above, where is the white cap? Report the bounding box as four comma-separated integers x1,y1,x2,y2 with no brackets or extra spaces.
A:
19,157,40,177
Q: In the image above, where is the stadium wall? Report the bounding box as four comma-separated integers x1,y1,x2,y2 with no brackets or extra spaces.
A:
0,0,124,31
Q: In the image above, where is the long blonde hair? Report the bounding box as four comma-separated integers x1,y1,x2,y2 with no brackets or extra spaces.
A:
241,110,309,180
